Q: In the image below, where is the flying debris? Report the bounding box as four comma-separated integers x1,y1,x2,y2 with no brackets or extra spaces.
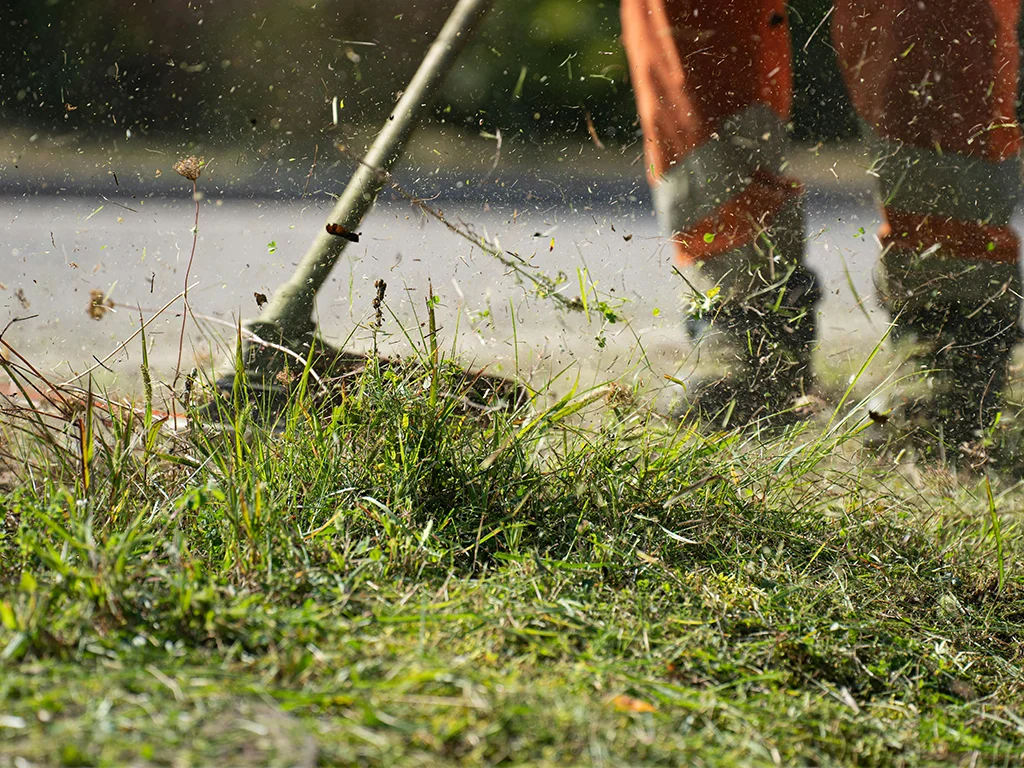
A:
326,223,360,242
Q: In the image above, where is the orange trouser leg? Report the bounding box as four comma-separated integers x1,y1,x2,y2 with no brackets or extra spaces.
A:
621,0,802,266
833,0,1023,269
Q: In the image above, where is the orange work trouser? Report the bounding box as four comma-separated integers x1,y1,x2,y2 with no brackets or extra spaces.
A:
621,0,1023,269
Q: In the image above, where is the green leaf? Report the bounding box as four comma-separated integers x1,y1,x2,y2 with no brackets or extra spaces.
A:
0,601,16,630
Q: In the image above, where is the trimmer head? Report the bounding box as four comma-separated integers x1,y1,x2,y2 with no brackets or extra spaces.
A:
225,0,494,395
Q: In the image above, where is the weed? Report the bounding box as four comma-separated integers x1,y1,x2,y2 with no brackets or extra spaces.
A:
173,154,206,386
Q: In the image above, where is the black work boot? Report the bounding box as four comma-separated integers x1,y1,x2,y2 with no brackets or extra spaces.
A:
677,261,822,427
875,249,1022,462
909,309,1019,448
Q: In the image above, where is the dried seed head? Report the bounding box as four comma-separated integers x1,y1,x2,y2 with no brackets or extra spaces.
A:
603,381,633,410
275,368,297,389
373,279,387,328
88,288,114,320
173,155,204,182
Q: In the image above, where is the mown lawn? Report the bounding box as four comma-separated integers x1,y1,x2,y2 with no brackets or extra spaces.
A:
2,351,1023,766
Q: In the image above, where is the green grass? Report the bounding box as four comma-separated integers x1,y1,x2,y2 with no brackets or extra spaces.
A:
2,330,1024,766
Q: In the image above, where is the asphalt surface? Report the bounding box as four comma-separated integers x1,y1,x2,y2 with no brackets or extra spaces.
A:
2,176,903,401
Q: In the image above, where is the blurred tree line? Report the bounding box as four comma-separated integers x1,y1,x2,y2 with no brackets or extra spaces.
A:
0,0,859,151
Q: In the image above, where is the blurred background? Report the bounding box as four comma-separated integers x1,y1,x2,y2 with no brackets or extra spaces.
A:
0,0,856,153
0,0,976,397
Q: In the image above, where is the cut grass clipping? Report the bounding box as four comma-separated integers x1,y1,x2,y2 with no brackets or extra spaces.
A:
1,297,1024,767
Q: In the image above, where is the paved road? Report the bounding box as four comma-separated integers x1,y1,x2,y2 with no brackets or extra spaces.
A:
1,181,905,400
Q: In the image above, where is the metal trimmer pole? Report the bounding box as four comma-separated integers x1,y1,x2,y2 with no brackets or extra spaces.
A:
244,0,494,374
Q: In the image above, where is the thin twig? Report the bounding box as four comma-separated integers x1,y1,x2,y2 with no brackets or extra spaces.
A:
1,339,74,412
583,109,605,149
0,314,40,341
99,195,139,213
302,143,319,198
174,177,200,386
336,146,584,312
802,6,834,52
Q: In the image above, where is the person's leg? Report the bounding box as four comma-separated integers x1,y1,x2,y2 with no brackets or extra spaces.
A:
834,0,1023,448
621,0,820,423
